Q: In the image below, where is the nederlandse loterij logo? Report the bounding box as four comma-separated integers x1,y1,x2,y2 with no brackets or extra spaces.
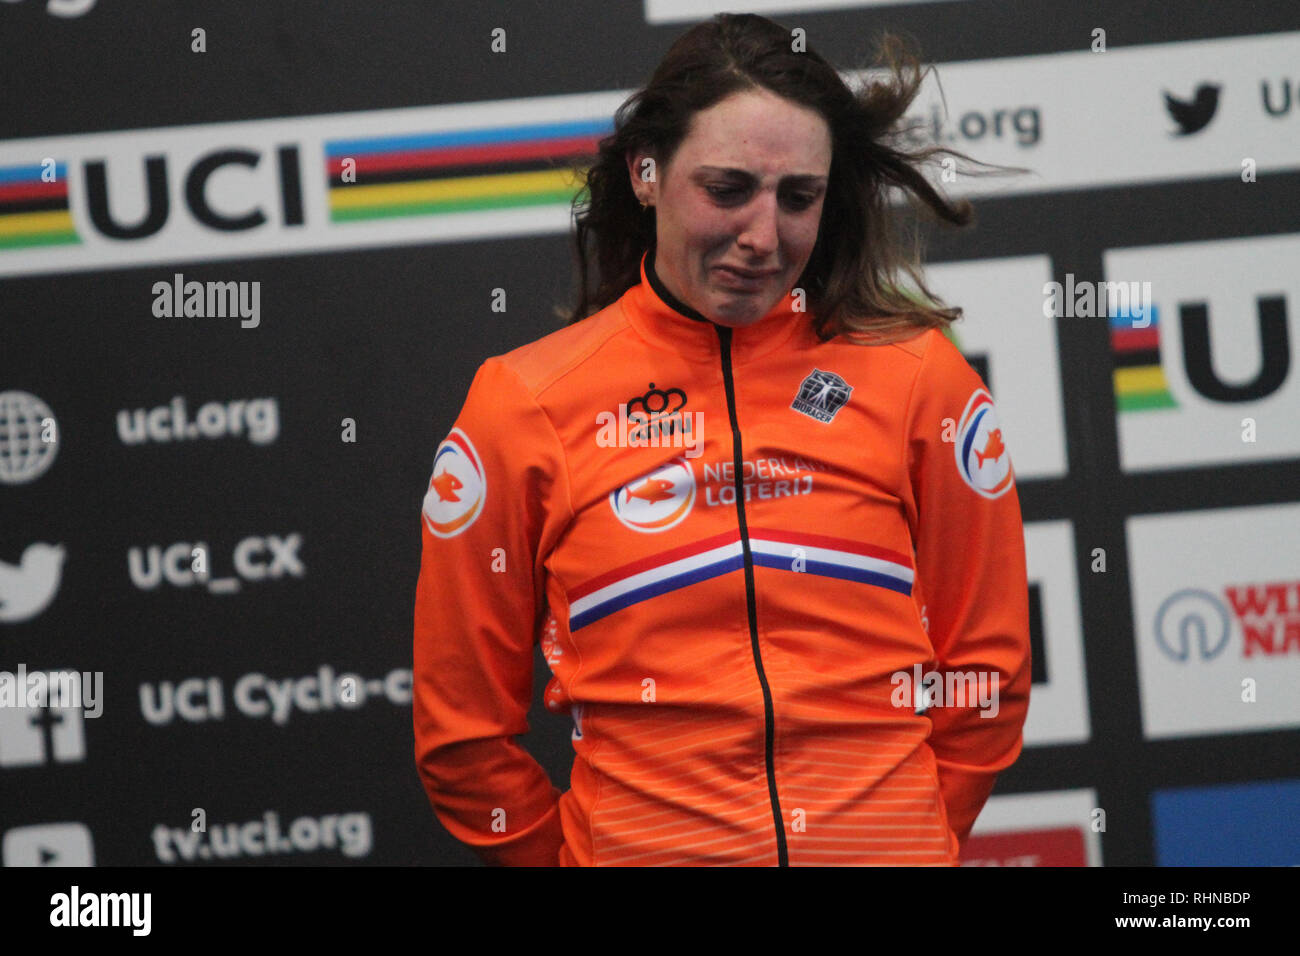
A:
422,428,486,538
955,388,1014,499
608,457,696,533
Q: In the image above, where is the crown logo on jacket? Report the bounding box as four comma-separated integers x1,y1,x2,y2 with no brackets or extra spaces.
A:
596,382,702,457
625,383,688,423
625,382,693,444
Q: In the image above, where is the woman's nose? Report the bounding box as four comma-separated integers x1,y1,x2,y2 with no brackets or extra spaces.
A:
736,191,780,257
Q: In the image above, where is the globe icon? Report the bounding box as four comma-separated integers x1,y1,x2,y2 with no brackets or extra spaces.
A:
0,391,58,484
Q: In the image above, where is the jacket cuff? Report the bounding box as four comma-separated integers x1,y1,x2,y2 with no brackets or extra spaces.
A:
475,787,565,867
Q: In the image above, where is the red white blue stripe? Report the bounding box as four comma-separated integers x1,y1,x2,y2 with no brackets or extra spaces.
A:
568,527,913,631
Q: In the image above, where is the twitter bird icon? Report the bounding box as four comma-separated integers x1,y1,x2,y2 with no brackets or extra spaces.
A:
1164,83,1221,136
0,543,66,623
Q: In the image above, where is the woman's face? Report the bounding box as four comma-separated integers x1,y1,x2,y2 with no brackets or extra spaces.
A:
628,87,832,327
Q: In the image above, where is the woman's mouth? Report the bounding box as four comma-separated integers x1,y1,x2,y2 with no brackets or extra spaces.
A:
714,265,777,289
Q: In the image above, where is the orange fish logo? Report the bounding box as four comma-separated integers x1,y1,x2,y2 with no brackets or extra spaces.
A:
430,470,463,502
974,428,1005,468
610,458,697,532
422,428,486,537
626,477,675,503
955,389,1014,499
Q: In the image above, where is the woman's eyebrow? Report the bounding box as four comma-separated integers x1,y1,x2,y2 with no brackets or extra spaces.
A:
696,165,828,185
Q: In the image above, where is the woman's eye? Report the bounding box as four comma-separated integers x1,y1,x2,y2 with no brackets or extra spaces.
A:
705,185,820,208
706,185,743,200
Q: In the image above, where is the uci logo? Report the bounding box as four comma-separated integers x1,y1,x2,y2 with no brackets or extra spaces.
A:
76,146,305,240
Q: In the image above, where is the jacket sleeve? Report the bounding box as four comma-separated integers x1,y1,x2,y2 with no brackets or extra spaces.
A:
901,329,1033,854
412,357,573,866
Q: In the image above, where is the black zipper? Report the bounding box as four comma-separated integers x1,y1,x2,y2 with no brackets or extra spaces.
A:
716,325,789,867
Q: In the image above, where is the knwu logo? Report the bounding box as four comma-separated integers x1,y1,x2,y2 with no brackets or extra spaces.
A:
127,534,303,594
595,382,704,458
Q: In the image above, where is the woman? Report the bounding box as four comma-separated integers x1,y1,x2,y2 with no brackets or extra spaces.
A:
413,14,1032,866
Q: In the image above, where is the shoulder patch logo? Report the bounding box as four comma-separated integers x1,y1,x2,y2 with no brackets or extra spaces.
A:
609,457,696,532
955,389,1014,498
792,368,853,423
422,427,486,537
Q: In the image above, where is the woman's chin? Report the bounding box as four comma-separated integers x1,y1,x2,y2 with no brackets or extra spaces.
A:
707,292,775,327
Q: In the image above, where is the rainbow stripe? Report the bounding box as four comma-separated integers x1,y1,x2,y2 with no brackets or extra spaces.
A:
0,162,80,251
1111,302,1176,411
324,119,610,222
568,527,914,631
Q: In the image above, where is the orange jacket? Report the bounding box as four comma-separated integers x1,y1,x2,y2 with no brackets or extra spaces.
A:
412,247,1032,866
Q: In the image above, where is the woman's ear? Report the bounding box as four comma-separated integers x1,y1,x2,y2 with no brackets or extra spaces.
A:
626,148,657,204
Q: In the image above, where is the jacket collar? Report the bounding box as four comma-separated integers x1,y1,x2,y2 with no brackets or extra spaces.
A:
621,246,806,365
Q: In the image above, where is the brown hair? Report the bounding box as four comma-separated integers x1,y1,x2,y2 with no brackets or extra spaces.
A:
556,14,1030,344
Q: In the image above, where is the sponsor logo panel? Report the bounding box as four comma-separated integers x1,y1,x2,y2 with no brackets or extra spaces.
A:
1128,502,1300,739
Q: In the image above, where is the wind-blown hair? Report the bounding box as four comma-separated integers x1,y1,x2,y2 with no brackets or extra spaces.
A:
557,13,1029,343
